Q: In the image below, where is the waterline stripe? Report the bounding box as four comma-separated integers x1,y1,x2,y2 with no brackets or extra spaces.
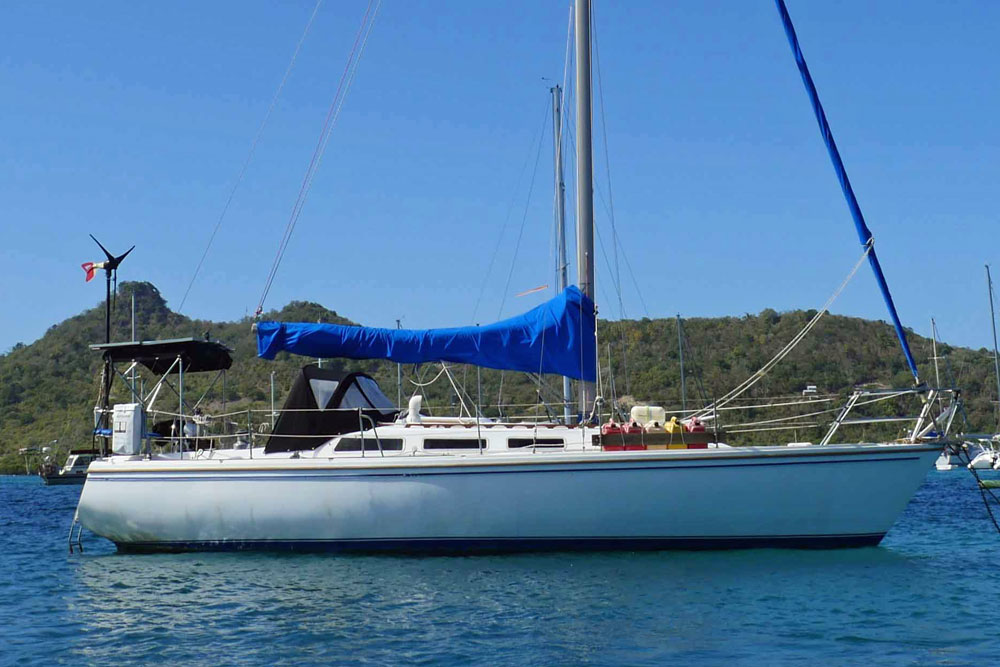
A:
88,455,922,482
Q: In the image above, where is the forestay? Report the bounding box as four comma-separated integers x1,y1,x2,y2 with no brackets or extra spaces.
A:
256,286,597,381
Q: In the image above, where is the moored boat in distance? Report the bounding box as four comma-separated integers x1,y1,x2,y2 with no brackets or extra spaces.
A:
40,450,97,486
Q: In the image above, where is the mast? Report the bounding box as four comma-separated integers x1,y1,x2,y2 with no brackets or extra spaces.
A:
575,0,596,421
930,317,941,389
552,84,572,423
987,266,1000,430
677,314,687,413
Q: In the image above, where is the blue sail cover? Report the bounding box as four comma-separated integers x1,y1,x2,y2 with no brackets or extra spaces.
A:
775,0,920,383
257,286,597,381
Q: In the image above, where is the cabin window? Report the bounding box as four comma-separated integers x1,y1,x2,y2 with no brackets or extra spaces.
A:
423,439,486,450
507,438,565,449
335,437,403,452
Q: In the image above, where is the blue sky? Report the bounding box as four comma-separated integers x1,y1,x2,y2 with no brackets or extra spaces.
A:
2,1,999,359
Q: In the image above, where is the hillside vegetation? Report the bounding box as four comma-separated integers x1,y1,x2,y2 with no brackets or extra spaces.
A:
1,281,997,472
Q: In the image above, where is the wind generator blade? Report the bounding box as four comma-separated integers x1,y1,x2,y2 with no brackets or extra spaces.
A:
114,245,136,267
89,234,115,263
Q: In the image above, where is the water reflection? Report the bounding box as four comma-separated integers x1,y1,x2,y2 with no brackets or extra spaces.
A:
63,543,949,664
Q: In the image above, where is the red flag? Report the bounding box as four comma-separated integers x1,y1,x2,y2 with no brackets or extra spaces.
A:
82,262,96,282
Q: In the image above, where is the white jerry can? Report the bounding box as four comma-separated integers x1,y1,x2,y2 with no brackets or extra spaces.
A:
112,403,144,455
630,405,666,425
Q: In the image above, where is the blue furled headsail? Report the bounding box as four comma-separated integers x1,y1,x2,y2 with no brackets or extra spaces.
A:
775,0,920,383
257,286,597,382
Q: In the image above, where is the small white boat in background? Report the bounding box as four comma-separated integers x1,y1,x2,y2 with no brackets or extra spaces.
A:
952,267,1000,472
40,450,98,485
935,439,992,471
936,446,962,471
965,440,998,470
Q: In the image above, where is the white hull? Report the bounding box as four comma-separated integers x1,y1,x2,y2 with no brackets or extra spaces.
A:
968,451,996,470
936,450,965,471
78,442,940,552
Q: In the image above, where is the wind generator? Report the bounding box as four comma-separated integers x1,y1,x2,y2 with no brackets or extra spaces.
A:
82,235,134,456
82,234,134,344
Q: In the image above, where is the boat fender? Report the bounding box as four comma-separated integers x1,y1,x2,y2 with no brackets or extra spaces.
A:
664,416,685,434
644,421,665,434
407,395,423,424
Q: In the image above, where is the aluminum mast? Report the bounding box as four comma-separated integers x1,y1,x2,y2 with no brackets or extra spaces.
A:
575,0,596,421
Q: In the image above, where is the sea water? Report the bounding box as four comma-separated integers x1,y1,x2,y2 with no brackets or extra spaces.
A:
2,472,999,665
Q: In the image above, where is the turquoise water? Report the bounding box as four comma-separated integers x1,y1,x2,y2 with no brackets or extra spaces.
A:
2,472,999,665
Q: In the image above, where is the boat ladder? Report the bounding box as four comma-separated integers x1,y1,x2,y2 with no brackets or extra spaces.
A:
67,509,84,554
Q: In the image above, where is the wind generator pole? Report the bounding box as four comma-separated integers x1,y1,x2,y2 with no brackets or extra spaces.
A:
987,265,1000,430
575,0,596,422
104,266,112,344
552,84,572,424
85,234,134,455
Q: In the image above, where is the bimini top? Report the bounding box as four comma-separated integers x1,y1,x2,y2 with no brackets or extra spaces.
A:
256,286,597,382
265,365,398,453
90,338,233,374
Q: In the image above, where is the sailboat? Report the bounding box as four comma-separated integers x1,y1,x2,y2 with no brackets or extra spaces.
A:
960,266,1000,470
74,1,953,553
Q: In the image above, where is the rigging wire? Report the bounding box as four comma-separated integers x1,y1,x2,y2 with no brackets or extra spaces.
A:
471,108,551,326
693,244,873,420
957,445,1000,535
491,101,551,414
496,101,552,320
256,0,381,318
591,2,631,396
178,0,325,314
551,2,574,298
679,317,711,405
547,3,575,300
560,119,650,319
933,320,973,429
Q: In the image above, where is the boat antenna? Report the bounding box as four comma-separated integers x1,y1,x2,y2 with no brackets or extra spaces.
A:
85,234,135,344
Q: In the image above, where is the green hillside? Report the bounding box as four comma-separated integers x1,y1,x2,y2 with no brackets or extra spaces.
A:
1,281,997,473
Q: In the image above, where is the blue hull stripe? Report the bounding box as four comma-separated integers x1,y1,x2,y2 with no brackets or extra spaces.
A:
116,533,887,554
89,455,922,483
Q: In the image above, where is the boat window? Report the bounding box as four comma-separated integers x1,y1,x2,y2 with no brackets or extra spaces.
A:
507,438,565,448
355,376,396,410
339,376,397,411
423,439,486,450
335,437,403,452
309,378,339,410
